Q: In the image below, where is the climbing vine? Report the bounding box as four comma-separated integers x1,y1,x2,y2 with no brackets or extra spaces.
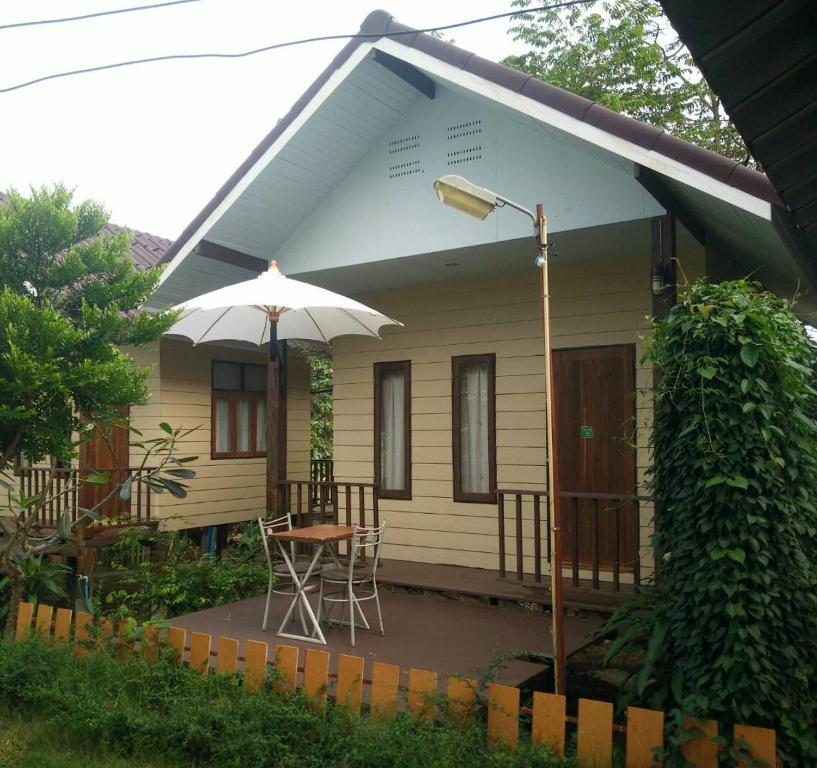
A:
604,280,817,766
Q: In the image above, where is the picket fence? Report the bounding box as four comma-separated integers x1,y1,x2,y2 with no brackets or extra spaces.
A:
14,602,778,767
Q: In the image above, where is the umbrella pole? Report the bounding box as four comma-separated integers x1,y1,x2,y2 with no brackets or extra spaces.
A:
266,314,281,515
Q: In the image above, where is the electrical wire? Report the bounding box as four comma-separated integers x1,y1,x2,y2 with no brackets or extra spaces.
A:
0,0,202,31
0,0,592,94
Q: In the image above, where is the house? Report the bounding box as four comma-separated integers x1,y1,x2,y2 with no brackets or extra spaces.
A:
136,11,815,597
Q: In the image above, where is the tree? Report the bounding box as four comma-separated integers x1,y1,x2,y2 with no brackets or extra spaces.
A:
0,185,185,635
503,0,749,162
605,281,817,765
292,342,333,459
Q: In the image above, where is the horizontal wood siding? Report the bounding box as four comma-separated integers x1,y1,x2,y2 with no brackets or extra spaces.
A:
128,339,310,529
332,253,694,573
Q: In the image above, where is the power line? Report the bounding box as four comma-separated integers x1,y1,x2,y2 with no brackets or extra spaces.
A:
0,0,203,31
0,1,592,95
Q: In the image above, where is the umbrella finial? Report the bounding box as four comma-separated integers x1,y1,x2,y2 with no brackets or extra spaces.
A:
267,259,280,274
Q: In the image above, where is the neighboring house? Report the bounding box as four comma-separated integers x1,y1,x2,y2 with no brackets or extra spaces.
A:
30,10,817,599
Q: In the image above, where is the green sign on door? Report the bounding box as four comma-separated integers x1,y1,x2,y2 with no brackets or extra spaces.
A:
580,425,593,439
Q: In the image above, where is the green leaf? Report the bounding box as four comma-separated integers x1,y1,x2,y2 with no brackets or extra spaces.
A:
166,468,196,479
704,475,725,488
57,510,72,540
162,479,187,499
727,548,746,564
159,422,173,434
698,366,716,380
726,475,749,490
84,472,110,485
740,344,760,368
119,478,132,501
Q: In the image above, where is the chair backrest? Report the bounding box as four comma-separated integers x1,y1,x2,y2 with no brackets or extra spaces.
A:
257,513,293,569
349,522,386,576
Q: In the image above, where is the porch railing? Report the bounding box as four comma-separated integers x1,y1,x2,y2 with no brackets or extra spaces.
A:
309,458,334,508
496,488,644,591
15,466,155,527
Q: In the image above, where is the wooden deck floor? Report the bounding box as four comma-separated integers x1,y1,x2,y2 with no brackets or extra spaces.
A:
170,585,601,688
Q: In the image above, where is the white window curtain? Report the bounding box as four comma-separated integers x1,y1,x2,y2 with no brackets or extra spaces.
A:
236,396,251,453
380,369,405,491
214,398,230,454
459,362,490,494
256,398,267,452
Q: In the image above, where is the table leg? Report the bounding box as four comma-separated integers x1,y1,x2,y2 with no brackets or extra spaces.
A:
275,541,327,645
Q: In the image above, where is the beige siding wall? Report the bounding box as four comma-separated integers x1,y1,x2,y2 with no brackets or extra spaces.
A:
332,249,703,574
129,339,311,529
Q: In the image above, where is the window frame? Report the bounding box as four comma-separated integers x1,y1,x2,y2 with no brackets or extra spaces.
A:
373,360,412,500
452,353,496,504
211,360,267,460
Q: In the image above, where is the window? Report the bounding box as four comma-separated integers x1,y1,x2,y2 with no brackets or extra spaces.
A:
452,354,496,503
211,361,267,458
374,361,411,499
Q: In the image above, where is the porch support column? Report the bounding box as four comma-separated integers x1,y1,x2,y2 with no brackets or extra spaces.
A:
651,214,677,320
266,316,284,515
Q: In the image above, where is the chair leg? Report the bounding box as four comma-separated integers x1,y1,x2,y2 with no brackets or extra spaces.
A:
316,579,325,626
262,577,274,631
373,580,384,636
348,583,355,647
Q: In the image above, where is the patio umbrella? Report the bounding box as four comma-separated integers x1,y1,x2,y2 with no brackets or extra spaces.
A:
168,260,400,512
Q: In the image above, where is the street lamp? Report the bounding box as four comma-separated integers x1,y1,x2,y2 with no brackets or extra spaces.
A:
433,174,567,695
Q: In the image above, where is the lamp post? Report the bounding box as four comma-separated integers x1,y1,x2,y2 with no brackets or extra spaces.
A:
433,175,567,695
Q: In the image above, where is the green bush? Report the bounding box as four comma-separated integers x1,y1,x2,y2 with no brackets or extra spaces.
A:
0,636,572,768
99,524,267,622
604,280,817,765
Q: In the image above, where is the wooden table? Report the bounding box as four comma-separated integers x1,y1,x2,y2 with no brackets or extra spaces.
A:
270,524,354,645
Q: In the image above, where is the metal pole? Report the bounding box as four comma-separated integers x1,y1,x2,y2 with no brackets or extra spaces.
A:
537,203,566,695
266,313,280,516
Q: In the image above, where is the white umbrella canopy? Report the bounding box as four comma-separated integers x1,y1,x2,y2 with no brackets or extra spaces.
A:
168,261,400,345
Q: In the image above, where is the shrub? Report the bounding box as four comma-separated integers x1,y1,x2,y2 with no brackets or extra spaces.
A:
0,636,572,768
99,524,268,622
604,280,817,765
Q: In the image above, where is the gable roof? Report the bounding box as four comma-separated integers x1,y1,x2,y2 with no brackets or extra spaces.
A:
0,191,172,268
159,9,780,270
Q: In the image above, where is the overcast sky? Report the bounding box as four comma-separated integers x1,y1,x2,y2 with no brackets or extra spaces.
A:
0,1,527,239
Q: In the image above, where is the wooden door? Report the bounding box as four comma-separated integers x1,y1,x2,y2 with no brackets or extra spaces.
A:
78,408,130,519
553,346,636,570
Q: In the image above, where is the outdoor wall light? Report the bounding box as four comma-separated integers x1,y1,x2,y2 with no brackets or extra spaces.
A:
651,264,666,296
433,175,497,220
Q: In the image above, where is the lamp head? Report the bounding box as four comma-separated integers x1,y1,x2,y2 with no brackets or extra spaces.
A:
433,175,497,220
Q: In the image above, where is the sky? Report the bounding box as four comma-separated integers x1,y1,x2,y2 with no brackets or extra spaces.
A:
0,1,528,239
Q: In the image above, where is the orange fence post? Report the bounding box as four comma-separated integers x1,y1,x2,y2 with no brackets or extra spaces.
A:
167,627,186,662
532,691,566,756
274,644,299,693
486,683,520,751
14,602,34,640
74,611,93,655
577,698,613,768
215,636,239,675
446,677,478,724
734,724,776,768
626,706,664,768
370,662,400,720
142,625,160,664
244,640,268,692
303,648,330,706
189,632,211,674
336,654,364,715
407,668,438,722
35,604,53,637
681,718,719,768
53,608,73,642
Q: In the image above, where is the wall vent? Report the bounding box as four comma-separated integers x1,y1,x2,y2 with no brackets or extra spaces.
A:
446,119,484,167
387,133,423,180
447,119,482,141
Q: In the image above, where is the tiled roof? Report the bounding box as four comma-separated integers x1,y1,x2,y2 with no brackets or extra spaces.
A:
0,191,172,268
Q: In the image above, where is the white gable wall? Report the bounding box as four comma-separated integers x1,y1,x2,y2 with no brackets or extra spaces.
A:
272,84,664,276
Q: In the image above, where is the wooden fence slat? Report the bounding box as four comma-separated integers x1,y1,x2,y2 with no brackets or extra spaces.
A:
626,706,664,768
53,608,73,642
116,620,133,661
734,724,776,768
215,636,239,675
577,698,614,768
407,668,438,721
74,611,93,655
487,683,520,751
167,627,186,662
274,644,298,693
142,625,159,664
532,691,566,756
99,618,114,647
446,677,477,723
370,661,400,720
303,648,330,706
35,604,53,637
14,602,34,640
244,640,268,692
189,632,211,674
681,718,718,768
336,654,364,714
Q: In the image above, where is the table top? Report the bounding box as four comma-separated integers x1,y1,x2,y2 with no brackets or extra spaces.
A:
271,524,354,544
